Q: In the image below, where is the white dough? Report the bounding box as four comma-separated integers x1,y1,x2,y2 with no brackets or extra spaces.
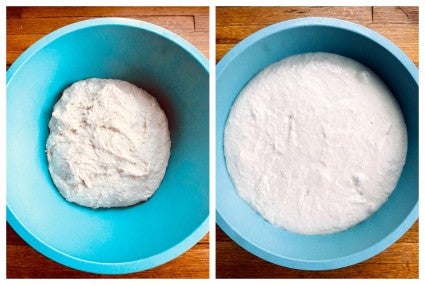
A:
224,53,407,235
46,78,171,208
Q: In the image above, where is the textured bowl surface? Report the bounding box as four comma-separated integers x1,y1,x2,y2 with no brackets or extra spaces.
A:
7,18,209,274
216,17,418,270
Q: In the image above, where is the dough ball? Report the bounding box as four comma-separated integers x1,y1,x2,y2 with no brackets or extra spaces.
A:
46,78,171,208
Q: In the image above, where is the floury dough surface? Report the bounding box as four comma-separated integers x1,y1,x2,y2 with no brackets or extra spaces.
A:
224,53,407,235
46,78,170,208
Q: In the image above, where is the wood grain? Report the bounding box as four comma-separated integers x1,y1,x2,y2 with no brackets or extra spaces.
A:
216,6,418,65
7,224,209,279
6,6,209,67
216,222,418,278
216,6,418,279
6,6,209,279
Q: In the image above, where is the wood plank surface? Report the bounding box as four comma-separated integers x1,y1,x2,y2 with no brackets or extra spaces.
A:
216,6,418,279
216,222,418,278
6,6,209,279
7,224,209,279
216,6,418,65
6,6,209,67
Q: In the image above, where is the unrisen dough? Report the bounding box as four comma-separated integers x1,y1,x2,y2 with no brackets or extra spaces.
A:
224,53,407,235
46,78,170,208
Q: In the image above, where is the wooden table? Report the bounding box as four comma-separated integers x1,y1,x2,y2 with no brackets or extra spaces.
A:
6,6,209,279
216,6,418,279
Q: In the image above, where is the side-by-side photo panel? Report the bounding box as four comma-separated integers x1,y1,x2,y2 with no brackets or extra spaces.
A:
6,6,209,278
216,6,418,278
5,4,420,280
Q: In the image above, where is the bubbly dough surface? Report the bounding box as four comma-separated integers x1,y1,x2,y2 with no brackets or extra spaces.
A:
224,53,407,235
46,78,170,208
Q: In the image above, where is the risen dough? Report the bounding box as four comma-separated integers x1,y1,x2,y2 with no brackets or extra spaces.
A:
224,53,407,235
46,78,171,208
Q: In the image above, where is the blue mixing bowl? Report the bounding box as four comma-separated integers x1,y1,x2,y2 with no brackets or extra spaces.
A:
216,17,418,270
7,18,209,274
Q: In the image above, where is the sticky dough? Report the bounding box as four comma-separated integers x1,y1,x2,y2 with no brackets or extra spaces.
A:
224,53,407,234
46,78,171,208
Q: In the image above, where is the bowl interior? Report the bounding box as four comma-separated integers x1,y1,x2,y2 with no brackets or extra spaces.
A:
216,21,418,268
7,21,209,271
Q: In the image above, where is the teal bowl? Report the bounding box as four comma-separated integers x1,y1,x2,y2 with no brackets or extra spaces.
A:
7,18,209,274
216,17,418,270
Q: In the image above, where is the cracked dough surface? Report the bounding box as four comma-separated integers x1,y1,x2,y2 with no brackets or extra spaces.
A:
46,78,170,208
224,53,407,235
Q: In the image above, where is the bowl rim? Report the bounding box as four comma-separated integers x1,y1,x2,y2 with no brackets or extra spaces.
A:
6,17,209,275
216,17,418,271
